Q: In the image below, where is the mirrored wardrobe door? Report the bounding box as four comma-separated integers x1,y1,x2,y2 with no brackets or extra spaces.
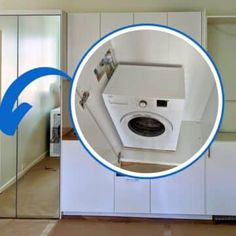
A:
16,15,61,218
0,16,18,218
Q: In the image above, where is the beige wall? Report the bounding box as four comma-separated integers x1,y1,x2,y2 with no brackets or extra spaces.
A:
0,0,236,15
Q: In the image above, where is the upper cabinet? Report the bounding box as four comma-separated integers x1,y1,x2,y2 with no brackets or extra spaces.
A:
168,12,202,44
67,13,100,75
63,13,100,129
134,12,167,24
134,12,202,44
101,13,133,36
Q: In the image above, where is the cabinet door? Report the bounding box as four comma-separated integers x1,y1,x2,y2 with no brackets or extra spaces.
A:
115,176,150,213
206,141,236,215
111,12,169,64
63,13,100,128
61,141,114,213
168,12,209,122
168,12,202,44
151,157,205,214
101,13,133,36
0,16,17,218
68,13,100,75
134,12,167,25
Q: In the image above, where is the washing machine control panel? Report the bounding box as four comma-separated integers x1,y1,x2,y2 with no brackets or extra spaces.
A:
139,100,147,108
157,100,168,107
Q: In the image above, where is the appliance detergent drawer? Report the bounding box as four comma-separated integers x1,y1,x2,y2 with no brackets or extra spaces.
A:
115,176,150,213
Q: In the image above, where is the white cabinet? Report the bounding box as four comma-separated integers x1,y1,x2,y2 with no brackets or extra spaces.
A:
149,11,205,215
151,157,205,215
63,13,100,128
115,176,150,213
101,13,133,36
168,12,202,43
61,141,114,213
206,140,236,215
64,11,208,217
134,12,167,24
67,13,100,75
134,12,202,44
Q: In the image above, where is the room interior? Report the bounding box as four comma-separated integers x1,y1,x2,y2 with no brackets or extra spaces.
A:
0,1,235,235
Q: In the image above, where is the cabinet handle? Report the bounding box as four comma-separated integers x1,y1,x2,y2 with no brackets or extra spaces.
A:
125,178,140,182
116,174,140,182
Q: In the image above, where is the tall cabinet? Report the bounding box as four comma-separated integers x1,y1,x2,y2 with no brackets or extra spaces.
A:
148,12,205,216
206,17,236,216
61,13,115,214
0,11,63,218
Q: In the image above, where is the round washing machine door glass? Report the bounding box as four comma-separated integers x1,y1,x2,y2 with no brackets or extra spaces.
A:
120,112,173,138
119,112,174,150
128,116,165,137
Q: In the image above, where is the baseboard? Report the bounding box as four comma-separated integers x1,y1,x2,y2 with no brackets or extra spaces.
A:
61,212,213,220
0,151,48,193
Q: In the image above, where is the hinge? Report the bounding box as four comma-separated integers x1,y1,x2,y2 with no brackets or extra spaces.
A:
207,147,211,159
118,152,121,163
79,91,90,109
94,49,117,81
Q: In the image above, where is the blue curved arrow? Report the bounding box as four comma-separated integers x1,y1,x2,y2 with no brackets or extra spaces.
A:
0,67,73,136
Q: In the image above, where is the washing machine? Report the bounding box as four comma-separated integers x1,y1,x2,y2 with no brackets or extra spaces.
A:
102,64,185,151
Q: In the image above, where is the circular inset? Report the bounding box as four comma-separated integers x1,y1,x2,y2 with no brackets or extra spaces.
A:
70,24,224,178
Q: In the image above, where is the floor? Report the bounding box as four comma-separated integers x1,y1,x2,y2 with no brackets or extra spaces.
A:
0,218,236,236
0,157,59,218
0,219,57,236
51,218,236,236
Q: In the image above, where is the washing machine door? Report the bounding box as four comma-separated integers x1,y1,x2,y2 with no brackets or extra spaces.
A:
128,116,166,137
119,112,173,150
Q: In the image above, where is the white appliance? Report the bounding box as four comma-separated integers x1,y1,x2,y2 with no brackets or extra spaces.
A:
50,107,61,157
103,64,185,151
